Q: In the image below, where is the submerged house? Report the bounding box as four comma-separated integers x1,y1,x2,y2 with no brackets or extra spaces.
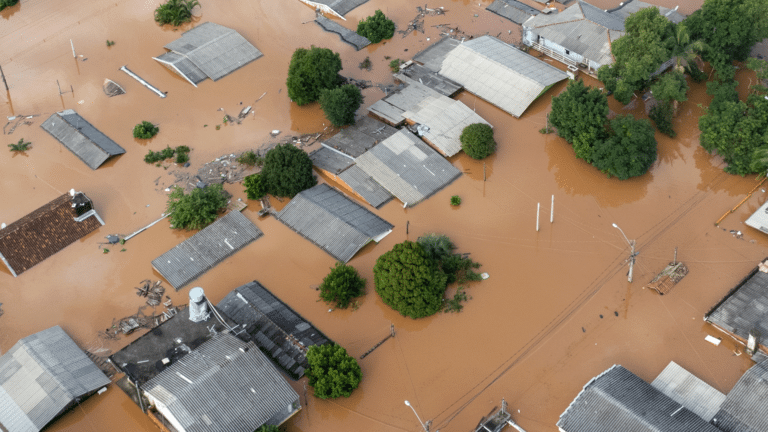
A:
152,211,263,290
0,326,110,432
745,201,768,235
0,190,104,277
217,280,332,379
296,0,369,20
486,0,541,25
40,109,125,169
276,184,393,262
110,289,300,432
154,22,263,87
711,357,768,431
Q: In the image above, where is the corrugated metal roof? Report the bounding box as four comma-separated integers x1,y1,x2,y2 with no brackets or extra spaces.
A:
152,211,263,290
368,82,439,126
337,165,393,208
322,116,398,158
394,63,463,97
557,365,722,432
486,0,540,25
309,146,355,175
315,16,370,50
705,267,768,344
40,110,125,170
300,0,369,16
608,0,685,24
438,36,568,117
143,333,299,432
413,37,462,73
0,326,110,432
276,184,392,262
217,280,332,379
156,22,262,85
402,93,491,157
579,1,625,30
713,358,768,431
745,201,768,235
155,51,207,85
355,129,461,207
651,361,726,422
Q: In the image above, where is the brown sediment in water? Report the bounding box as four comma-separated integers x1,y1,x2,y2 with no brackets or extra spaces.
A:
2,0,767,431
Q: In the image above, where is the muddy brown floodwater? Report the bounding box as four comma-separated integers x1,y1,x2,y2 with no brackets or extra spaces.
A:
2,0,767,431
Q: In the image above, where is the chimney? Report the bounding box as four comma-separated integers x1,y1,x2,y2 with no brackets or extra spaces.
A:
747,329,760,355
188,287,210,323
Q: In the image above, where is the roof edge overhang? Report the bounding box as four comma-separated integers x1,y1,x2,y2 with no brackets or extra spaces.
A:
152,56,200,88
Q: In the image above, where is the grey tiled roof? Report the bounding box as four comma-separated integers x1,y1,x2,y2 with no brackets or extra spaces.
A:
322,116,398,158
608,0,685,24
217,280,332,379
315,16,370,50
0,326,110,432
276,183,393,262
705,266,768,344
299,0,369,17
338,165,393,208
154,22,262,85
40,110,125,170
487,0,540,25
650,361,726,422
309,146,355,175
355,129,461,207
413,37,462,73
557,365,721,432
712,358,768,431
152,211,263,290
143,333,299,432
438,36,568,117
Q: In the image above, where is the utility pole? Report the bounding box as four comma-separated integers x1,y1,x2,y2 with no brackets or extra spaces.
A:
0,64,8,92
613,223,637,283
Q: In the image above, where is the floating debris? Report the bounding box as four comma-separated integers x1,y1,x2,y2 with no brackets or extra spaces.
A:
103,78,126,97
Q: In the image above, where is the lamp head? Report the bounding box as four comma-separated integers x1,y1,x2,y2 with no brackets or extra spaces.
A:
612,223,618,228
405,400,411,406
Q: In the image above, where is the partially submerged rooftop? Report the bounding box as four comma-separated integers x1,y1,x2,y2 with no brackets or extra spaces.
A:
650,361,726,422
297,0,369,19
154,22,263,86
338,165,393,209
745,200,768,235
395,62,463,97
0,191,104,277
40,110,125,169
275,184,393,262
217,280,332,379
712,357,768,431
368,81,440,126
315,15,370,50
486,0,540,25
320,116,398,159
608,0,685,24
151,211,263,290
412,36,461,73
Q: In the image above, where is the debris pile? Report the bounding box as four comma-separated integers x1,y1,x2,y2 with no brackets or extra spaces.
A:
134,279,166,307
399,6,447,37
3,115,38,135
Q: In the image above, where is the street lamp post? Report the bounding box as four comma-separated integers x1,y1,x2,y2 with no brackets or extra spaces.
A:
612,223,636,283
404,400,430,432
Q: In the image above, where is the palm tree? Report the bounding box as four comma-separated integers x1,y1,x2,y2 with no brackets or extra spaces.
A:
7,138,30,152
670,24,707,73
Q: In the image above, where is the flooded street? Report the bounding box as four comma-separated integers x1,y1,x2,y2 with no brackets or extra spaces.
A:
2,0,767,431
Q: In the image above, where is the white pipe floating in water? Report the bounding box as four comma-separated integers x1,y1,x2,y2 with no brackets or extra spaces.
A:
119,65,166,98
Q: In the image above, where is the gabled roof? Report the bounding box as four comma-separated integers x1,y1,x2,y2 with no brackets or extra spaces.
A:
275,184,393,262
143,333,299,432
712,358,768,431
217,280,332,379
438,36,568,117
40,110,125,169
355,129,461,207
315,15,370,50
705,264,768,347
557,365,721,432
154,22,262,86
0,326,110,432
297,0,369,18
152,211,263,290
338,165,393,208
745,200,768,235
487,0,540,25
394,63,463,97
368,81,440,126
320,116,398,159
0,192,103,277
413,37,462,73
608,0,685,24
650,361,726,422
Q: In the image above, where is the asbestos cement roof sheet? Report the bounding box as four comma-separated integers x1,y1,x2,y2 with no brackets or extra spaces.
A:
705,266,768,344
143,333,299,432
394,63,463,96
337,165,393,208
0,326,109,432
315,15,370,50
40,110,125,170
651,361,726,422
745,200,768,235
487,0,540,25
557,365,722,432
322,116,399,158
152,211,263,290
413,37,462,73
402,93,491,157
155,51,207,85
354,129,461,207
276,183,393,262
368,82,439,126
309,146,355,175
609,0,685,24
438,36,567,117
712,358,768,431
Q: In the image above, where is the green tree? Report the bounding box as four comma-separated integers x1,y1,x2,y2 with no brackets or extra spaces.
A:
548,79,609,163
685,0,768,65
133,121,159,139
260,143,316,197
243,173,267,200
459,123,496,159
8,138,31,152
319,84,363,127
591,115,657,180
166,184,228,230
319,262,366,309
255,425,279,432
669,24,707,73
651,70,689,104
417,233,481,285
286,47,343,106
0,0,19,11
373,241,448,319
649,100,676,137
154,0,199,26
306,344,362,399
356,10,396,44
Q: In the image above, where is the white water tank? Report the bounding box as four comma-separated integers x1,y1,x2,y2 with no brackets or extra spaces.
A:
188,287,210,323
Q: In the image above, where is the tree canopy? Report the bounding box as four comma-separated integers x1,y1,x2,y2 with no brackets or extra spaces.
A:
651,70,689,103
373,241,447,319
243,173,267,200
460,123,497,160
154,0,199,26
591,115,657,180
356,10,396,44
548,79,609,163
133,121,159,139
306,344,362,399
319,84,363,127
255,425,279,432
166,184,228,230
319,262,366,309
0,0,19,12
416,233,481,285
259,143,316,198
286,47,343,106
